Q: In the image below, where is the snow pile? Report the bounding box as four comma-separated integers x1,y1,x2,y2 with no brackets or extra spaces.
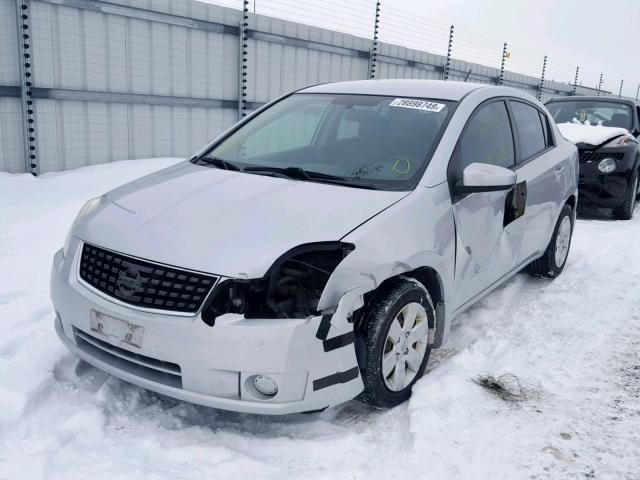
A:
1,158,640,479
557,122,631,146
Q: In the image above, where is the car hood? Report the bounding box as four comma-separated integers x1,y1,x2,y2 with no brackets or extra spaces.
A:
75,162,407,278
557,122,631,148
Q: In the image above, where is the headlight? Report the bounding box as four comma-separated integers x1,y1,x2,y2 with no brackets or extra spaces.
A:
62,196,104,258
597,158,617,174
201,242,354,325
604,134,634,147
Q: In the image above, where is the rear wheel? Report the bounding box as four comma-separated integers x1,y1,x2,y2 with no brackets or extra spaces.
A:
613,170,638,220
357,279,433,408
527,204,573,278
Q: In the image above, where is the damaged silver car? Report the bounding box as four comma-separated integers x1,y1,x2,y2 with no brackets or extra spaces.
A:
51,80,578,414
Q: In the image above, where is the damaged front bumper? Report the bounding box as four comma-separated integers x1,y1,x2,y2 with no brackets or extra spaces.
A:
578,151,633,208
51,248,365,415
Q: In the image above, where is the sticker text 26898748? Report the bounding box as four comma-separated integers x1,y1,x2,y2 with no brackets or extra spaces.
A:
389,98,445,113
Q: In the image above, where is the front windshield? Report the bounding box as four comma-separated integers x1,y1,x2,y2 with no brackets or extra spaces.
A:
547,100,633,131
203,93,455,190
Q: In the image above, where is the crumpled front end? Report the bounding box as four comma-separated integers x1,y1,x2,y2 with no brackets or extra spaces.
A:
51,239,365,415
556,122,638,208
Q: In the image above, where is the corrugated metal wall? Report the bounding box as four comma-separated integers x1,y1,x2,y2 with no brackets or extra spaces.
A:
0,0,608,173
0,0,24,172
29,0,242,172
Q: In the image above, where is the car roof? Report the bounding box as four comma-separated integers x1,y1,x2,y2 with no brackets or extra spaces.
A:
298,79,490,101
546,96,638,107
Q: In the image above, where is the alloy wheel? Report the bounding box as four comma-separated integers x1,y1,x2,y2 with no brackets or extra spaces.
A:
554,215,572,268
382,302,429,392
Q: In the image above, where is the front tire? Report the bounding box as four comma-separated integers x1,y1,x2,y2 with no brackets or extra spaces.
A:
528,204,573,278
613,170,638,220
356,279,433,409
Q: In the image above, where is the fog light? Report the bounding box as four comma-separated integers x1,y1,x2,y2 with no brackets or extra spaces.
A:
253,375,278,396
597,157,617,173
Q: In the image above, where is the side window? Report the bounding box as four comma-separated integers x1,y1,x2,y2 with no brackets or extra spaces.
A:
457,101,515,176
511,101,547,162
538,110,554,147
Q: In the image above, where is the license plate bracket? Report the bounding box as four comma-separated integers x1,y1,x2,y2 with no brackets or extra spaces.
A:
90,310,144,348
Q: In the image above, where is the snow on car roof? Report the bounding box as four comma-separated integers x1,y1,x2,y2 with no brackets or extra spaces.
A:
299,79,489,101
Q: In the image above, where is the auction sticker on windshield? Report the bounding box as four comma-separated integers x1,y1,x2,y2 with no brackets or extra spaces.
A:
389,98,445,112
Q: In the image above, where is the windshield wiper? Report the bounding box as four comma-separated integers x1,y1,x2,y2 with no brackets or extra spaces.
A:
245,166,312,180
244,166,346,182
197,156,242,171
244,166,381,189
199,164,379,190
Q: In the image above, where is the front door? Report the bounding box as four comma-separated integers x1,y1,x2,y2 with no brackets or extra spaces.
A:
448,100,524,310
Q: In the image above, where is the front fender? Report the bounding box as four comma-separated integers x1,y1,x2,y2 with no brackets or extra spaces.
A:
318,183,455,318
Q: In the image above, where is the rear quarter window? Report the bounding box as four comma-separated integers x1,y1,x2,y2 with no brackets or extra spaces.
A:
538,110,553,147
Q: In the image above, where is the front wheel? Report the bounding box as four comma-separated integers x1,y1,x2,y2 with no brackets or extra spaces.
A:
527,204,573,278
613,170,638,220
356,279,433,408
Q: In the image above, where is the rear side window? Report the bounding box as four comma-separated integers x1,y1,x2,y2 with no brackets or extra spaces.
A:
538,111,553,147
511,101,546,162
458,100,515,173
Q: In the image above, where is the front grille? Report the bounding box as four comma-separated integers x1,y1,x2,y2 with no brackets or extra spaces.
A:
74,327,182,389
578,151,625,163
79,243,217,314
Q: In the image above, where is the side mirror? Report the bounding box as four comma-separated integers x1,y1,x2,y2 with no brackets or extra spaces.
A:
454,163,517,195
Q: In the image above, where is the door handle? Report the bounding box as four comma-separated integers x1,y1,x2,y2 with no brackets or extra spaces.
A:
555,165,565,175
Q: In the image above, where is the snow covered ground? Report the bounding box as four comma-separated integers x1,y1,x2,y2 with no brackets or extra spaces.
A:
1,158,639,480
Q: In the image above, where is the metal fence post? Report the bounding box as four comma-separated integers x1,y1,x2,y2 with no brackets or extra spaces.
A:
536,55,547,101
238,0,249,119
596,73,603,96
368,1,381,79
15,0,38,175
618,79,624,98
443,24,454,80
498,42,507,85
636,84,640,103
571,66,580,95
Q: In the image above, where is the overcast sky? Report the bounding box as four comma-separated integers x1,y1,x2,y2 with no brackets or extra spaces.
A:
399,0,640,96
204,0,640,97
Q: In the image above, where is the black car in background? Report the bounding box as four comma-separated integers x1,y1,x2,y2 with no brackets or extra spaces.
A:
546,96,640,219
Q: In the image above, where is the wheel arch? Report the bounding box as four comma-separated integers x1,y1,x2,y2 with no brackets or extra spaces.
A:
353,266,447,349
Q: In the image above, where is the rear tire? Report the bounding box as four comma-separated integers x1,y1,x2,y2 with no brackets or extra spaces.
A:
356,279,433,409
527,204,573,278
613,170,638,220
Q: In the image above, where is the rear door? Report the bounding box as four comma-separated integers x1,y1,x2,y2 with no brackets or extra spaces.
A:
508,100,563,263
449,100,524,309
